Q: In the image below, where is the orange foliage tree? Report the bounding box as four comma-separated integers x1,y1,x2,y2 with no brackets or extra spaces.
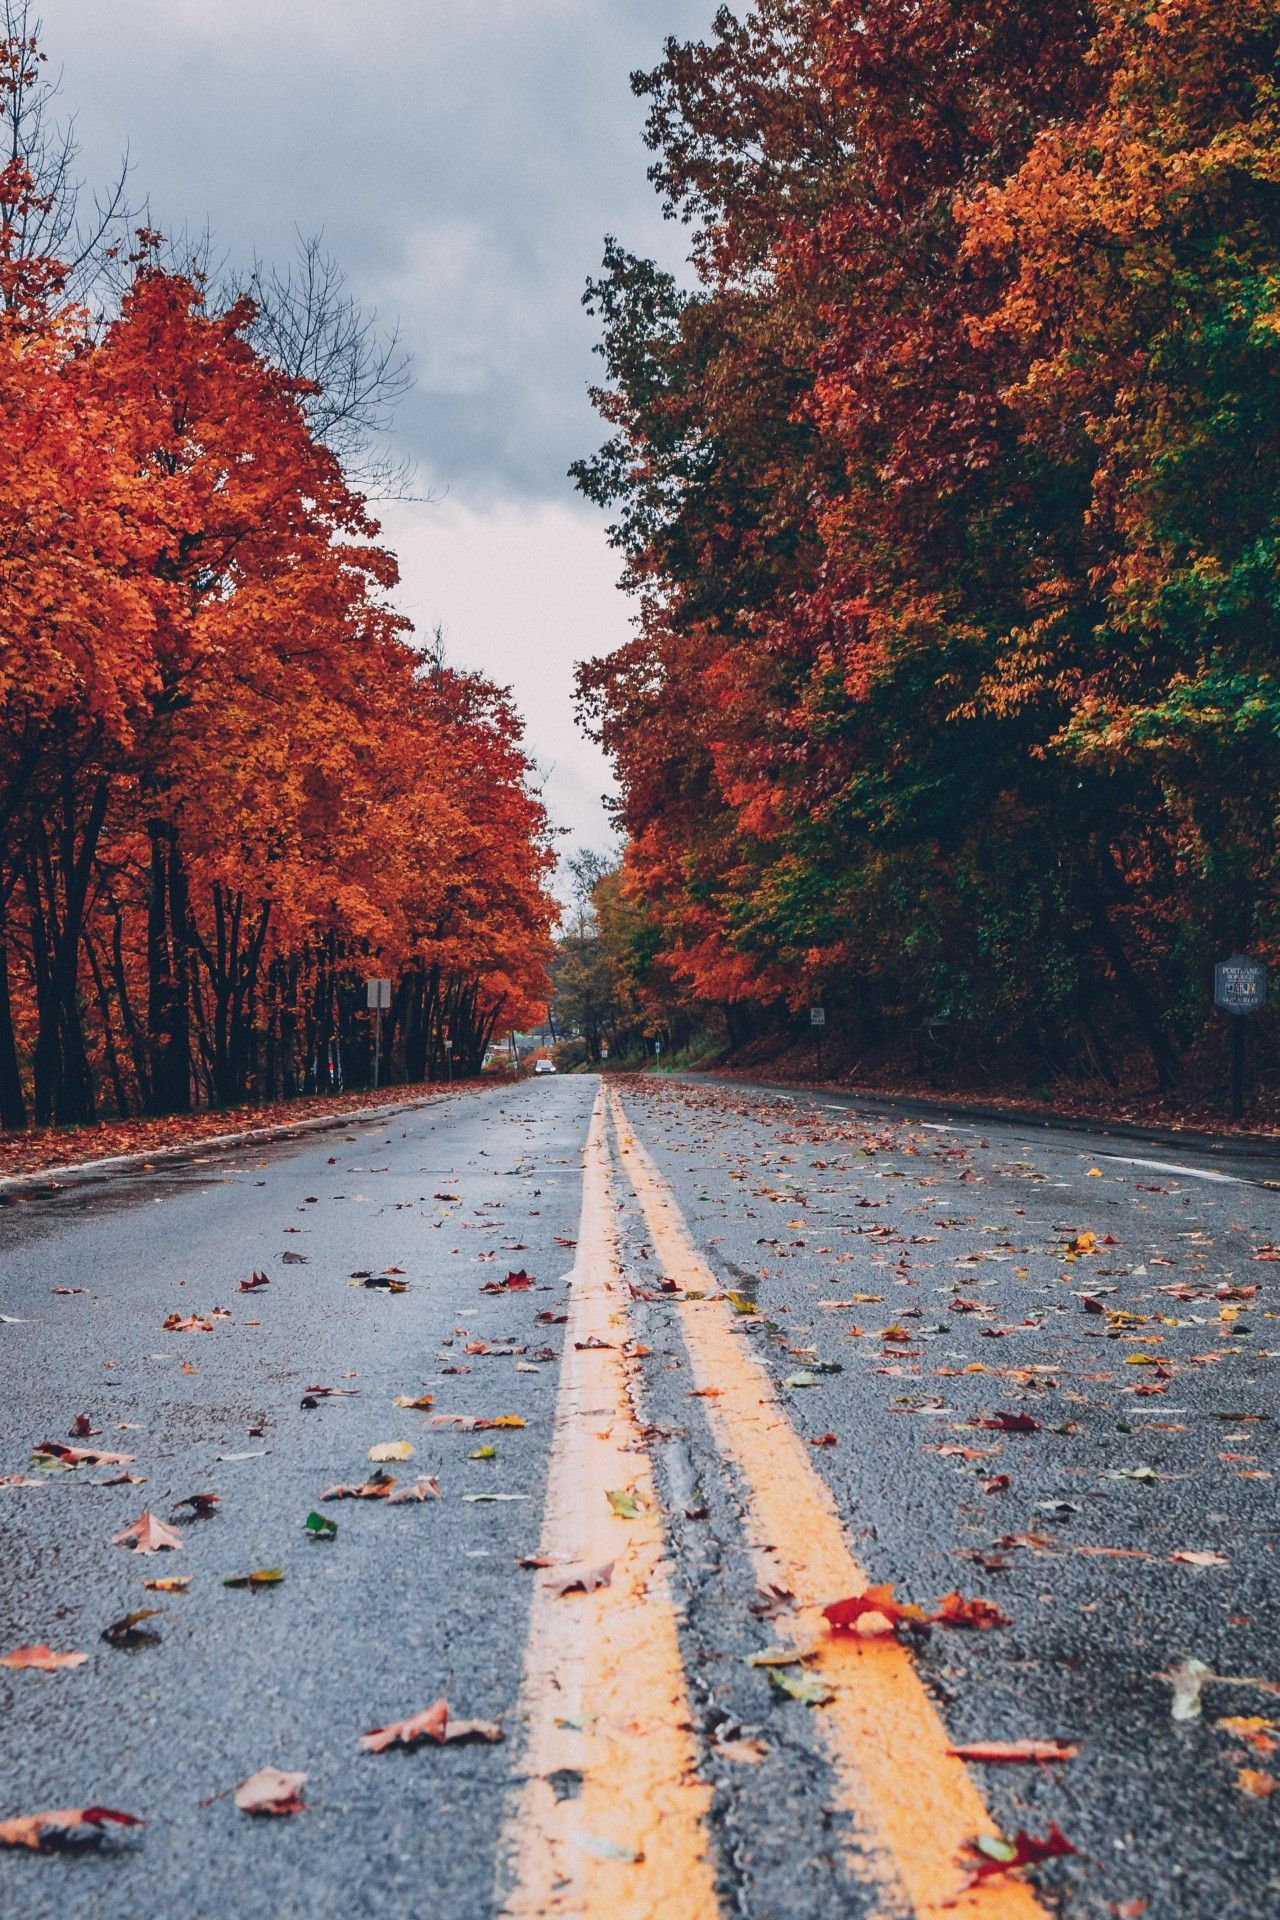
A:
0,29,553,1129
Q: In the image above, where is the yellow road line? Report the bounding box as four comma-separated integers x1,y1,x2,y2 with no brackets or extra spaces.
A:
609,1086,1054,1920
498,1087,720,1920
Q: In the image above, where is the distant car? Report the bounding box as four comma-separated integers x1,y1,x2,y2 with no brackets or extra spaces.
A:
534,1058,556,1075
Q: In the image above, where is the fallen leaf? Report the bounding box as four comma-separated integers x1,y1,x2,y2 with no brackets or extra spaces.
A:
606,1489,643,1519
1166,1656,1213,1721
948,1740,1077,1764
142,1577,191,1593
392,1394,435,1410
369,1441,414,1463
481,1269,535,1293
389,1477,441,1503
361,1699,504,1751
0,1644,88,1671
0,1807,141,1851
234,1767,306,1815
960,1823,1076,1887
548,1560,615,1597
35,1442,135,1469
176,1492,220,1518
304,1512,337,1540
1170,1550,1228,1570
222,1569,285,1589
973,1412,1040,1434
322,1473,396,1500
112,1511,183,1554
1218,1716,1279,1757
101,1610,163,1649
361,1699,448,1751
767,1666,834,1706
823,1583,930,1637
934,1591,1011,1631
1236,1768,1277,1800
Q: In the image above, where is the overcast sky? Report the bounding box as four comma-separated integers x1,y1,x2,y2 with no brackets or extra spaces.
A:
40,0,719,883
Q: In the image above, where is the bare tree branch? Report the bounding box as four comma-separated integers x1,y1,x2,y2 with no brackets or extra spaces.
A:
0,0,134,309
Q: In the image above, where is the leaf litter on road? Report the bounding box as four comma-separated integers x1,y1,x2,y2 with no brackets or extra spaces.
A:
234,1768,306,1816
0,1644,88,1671
0,1807,142,1851
112,1511,183,1554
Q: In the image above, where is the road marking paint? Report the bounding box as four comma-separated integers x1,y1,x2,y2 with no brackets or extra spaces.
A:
1097,1154,1245,1186
498,1088,719,1920
610,1087,1054,1920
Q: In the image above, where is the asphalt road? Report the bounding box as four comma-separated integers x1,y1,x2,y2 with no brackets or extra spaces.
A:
1,1072,1278,1919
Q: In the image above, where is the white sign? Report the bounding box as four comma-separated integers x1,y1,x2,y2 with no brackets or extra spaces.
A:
366,978,392,1011
1215,956,1266,1015
810,1006,826,1028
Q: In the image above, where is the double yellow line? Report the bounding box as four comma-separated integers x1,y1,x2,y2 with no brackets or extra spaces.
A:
498,1086,1052,1920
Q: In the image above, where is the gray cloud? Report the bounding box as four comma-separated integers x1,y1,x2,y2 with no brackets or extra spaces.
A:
42,0,717,502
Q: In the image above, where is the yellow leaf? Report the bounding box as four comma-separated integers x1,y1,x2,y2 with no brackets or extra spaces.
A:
369,1441,414,1463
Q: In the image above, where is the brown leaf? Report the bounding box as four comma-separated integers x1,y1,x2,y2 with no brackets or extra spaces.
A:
102,1610,163,1647
547,1560,615,1597
934,1591,1011,1631
1236,1768,1277,1800
35,1442,135,1468
361,1699,449,1751
0,1807,141,1851
112,1511,184,1554
234,1767,306,1815
387,1477,440,1503
176,1492,220,1518
0,1644,88,1671
948,1740,1078,1764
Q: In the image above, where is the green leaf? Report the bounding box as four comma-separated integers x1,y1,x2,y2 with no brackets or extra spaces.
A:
469,1445,497,1461
607,1489,642,1519
304,1512,337,1540
222,1568,285,1588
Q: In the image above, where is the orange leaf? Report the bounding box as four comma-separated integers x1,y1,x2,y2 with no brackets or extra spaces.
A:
0,1644,88,1672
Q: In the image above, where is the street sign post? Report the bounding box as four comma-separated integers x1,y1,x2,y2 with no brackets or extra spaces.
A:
366,978,392,1090
810,1005,826,1074
1214,956,1266,1121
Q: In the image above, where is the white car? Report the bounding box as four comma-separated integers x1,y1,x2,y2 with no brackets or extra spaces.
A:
534,1058,556,1075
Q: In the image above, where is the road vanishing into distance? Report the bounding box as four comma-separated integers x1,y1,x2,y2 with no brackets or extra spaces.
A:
2,1072,1279,1920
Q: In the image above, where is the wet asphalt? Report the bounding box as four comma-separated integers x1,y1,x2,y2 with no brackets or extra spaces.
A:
1,1072,1278,1919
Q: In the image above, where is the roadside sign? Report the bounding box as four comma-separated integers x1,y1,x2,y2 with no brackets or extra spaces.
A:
810,1006,826,1028
366,978,392,1010
1214,956,1266,1015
